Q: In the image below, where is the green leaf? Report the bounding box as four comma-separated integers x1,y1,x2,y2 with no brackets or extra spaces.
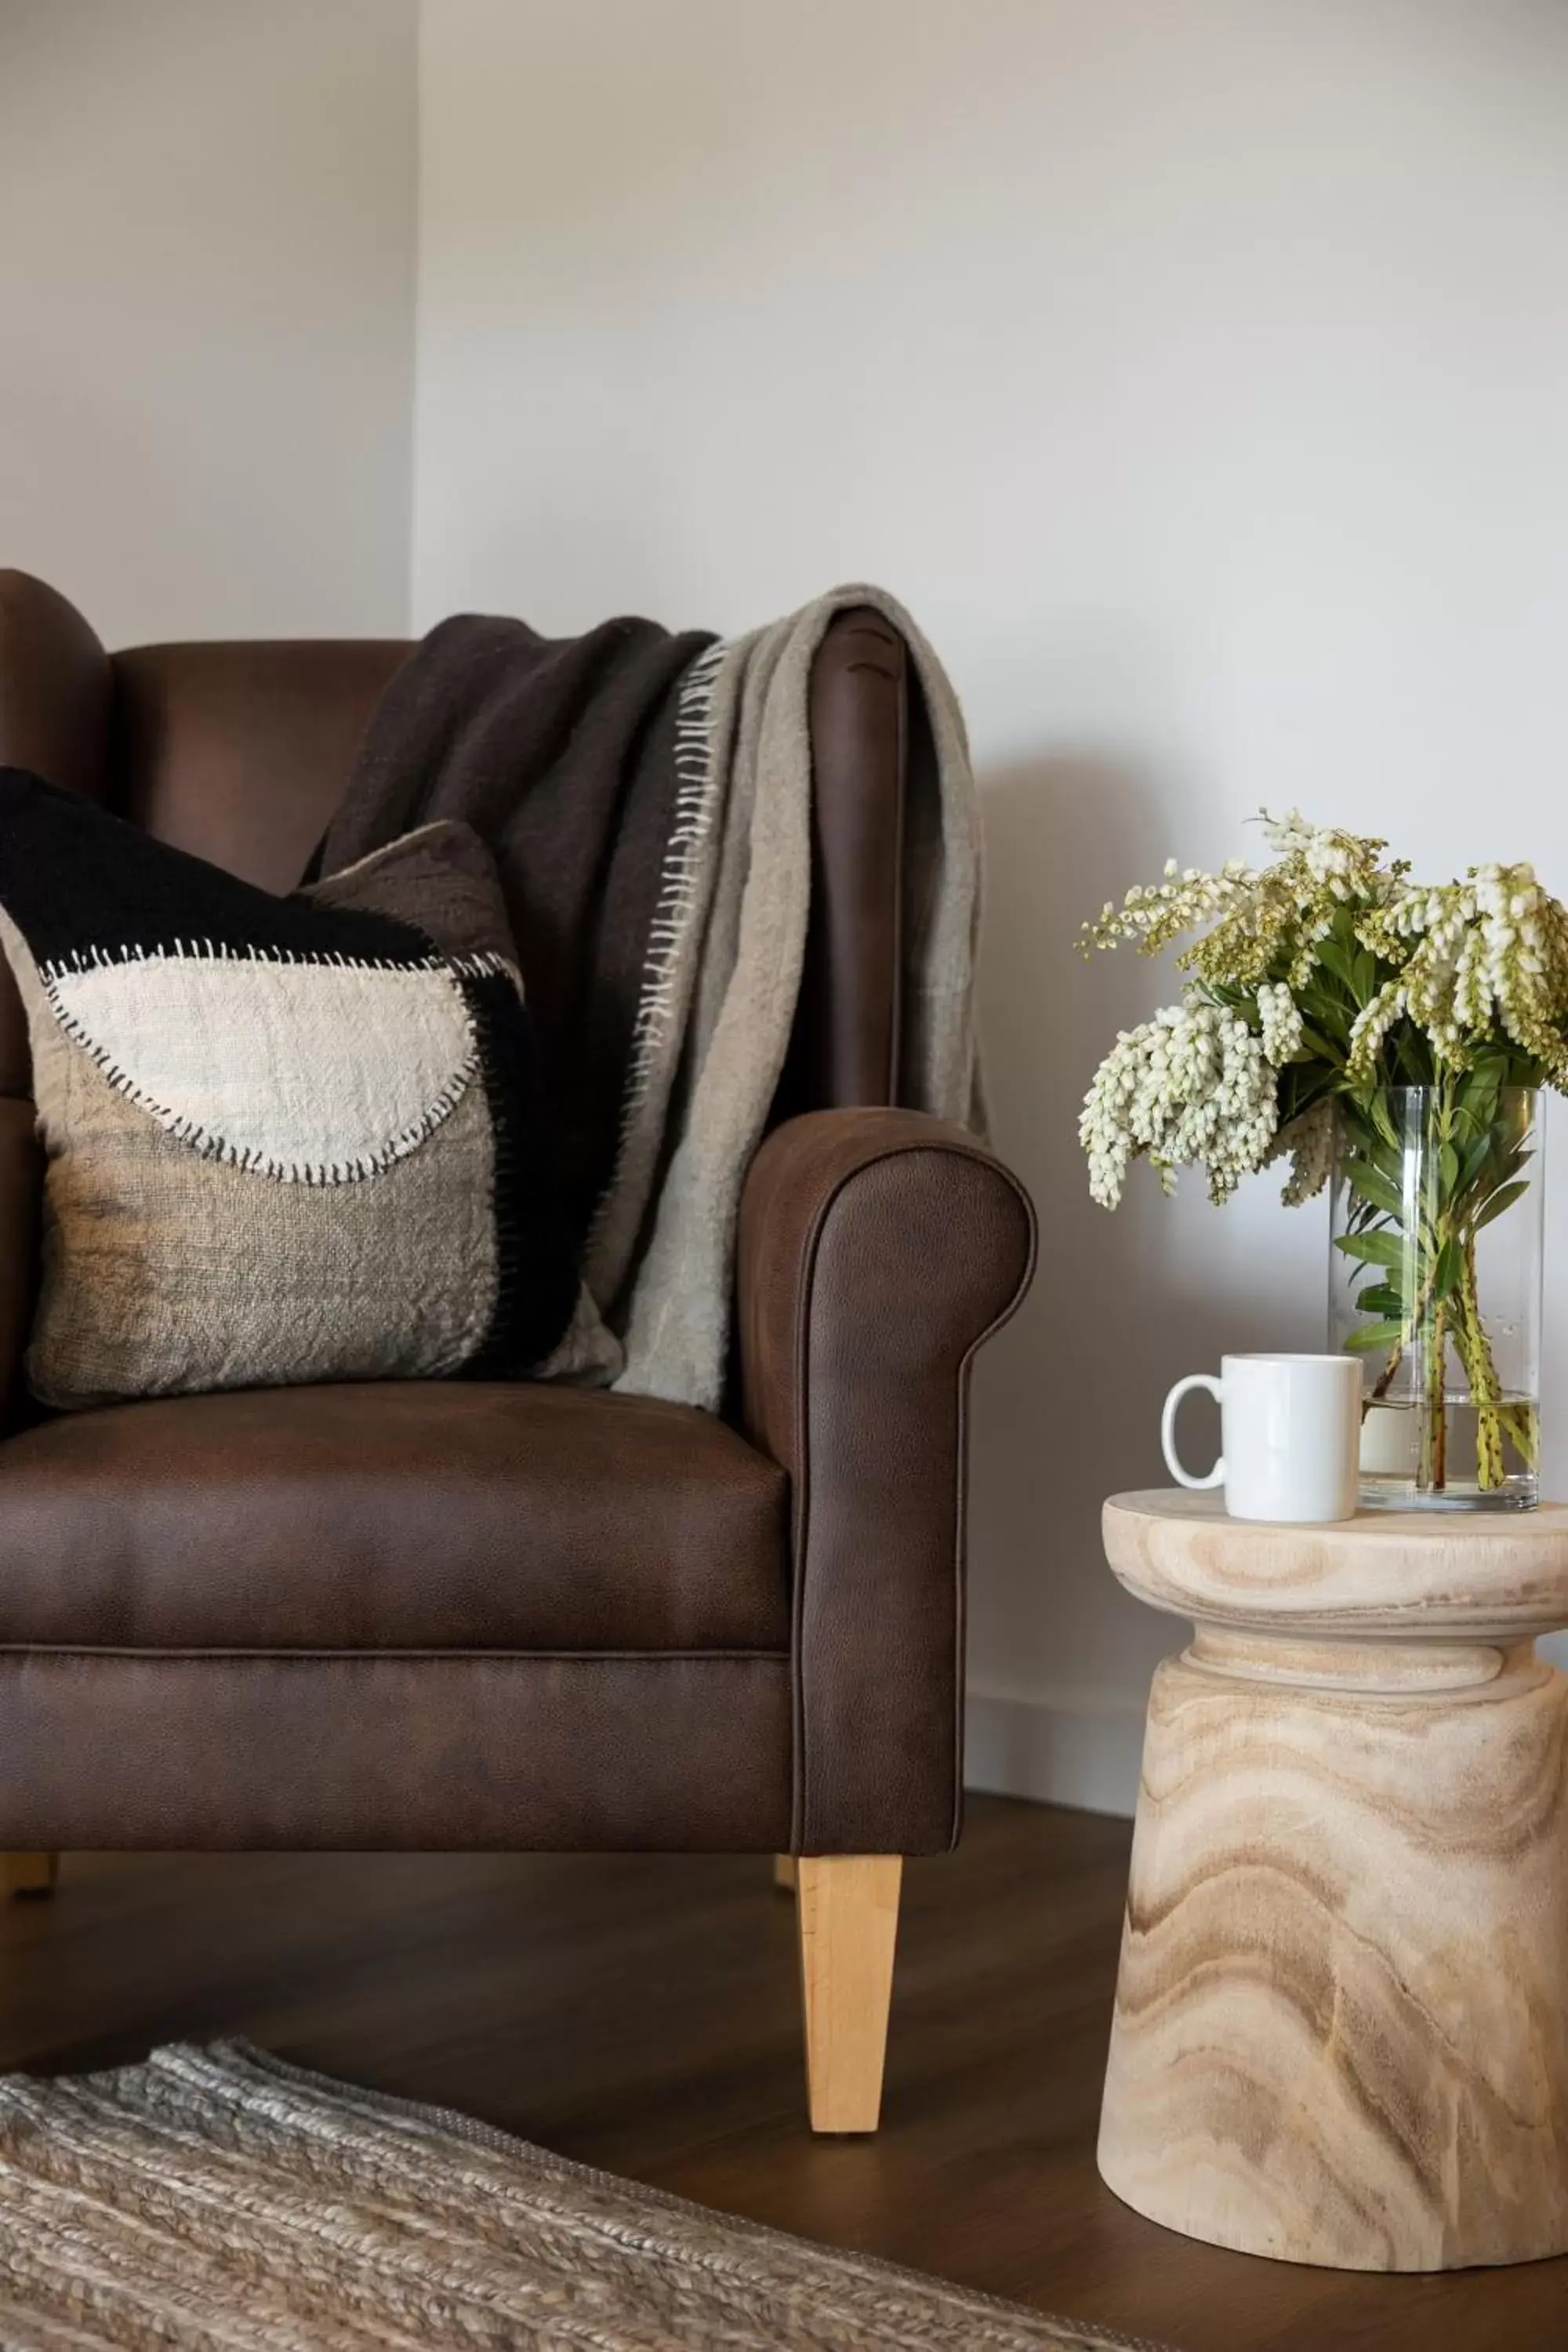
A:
1459,1058,1506,1131
1332,1228,1405,1268
1316,938,1356,993
1475,1178,1530,1231
1343,1319,1406,1353
1356,1283,1405,1317
1345,1160,1404,1220
1368,1094,1401,1151
1456,1132,1494,1196
1352,949,1377,1007
1433,1236,1463,1300
1304,1010,1351,1051
1392,1023,1432,1086
1439,1142,1460,1196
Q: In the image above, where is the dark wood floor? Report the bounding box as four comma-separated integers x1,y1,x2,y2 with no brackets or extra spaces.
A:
0,1795,1561,2350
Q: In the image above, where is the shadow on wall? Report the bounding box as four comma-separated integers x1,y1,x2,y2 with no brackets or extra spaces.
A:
965,752,1325,1711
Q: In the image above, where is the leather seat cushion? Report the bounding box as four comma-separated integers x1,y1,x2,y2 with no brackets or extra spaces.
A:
0,1383,789,1653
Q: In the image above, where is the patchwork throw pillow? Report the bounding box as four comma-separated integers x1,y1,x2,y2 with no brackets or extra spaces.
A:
0,767,616,1408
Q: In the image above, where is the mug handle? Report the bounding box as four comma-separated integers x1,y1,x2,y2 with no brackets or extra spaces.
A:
1161,1373,1225,1490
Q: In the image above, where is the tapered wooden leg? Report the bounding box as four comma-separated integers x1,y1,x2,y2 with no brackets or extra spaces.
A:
772,1853,797,1892
796,1855,902,2132
4,1853,58,1899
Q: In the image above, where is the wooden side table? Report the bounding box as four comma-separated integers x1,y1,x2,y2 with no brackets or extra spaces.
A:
1098,1489,1568,2272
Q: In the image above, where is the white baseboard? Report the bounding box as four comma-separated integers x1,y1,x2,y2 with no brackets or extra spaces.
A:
963,1684,1145,1819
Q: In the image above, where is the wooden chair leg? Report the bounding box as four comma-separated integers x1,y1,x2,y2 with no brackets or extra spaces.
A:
772,1853,797,1892
796,1855,902,2132
4,1853,58,1899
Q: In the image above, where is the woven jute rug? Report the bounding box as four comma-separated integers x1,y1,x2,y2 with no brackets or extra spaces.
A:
0,2039,1175,2350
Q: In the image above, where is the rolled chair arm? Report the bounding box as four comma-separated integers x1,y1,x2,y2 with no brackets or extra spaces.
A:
737,1108,1036,1853
0,1098,41,1432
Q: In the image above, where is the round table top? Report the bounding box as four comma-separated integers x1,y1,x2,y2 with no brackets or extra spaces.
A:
1103,1489,1568,1642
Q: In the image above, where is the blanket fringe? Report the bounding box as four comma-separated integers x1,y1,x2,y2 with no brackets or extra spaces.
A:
588,635,728,1261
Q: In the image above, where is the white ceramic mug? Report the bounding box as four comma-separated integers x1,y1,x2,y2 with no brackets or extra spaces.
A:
1161,1352,1361,1523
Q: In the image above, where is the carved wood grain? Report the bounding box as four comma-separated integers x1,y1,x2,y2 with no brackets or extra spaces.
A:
1098,1493,1568,2270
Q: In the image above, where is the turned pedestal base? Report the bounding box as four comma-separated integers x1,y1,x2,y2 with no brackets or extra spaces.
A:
1098,1492,1568,2272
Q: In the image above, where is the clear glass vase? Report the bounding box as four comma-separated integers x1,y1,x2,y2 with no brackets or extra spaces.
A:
1328,1085,1542,1511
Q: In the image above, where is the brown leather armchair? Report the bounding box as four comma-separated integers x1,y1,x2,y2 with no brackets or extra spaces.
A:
0,571,1035,2130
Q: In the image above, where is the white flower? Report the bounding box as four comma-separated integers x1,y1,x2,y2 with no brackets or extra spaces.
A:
1256,981,1304,1066
1082,819,1568,1223
1355,858,1568,1080
1266,1097,1335,1206
1079,997,1280,1210
1259,811,1363,884
1346,977,1409,1077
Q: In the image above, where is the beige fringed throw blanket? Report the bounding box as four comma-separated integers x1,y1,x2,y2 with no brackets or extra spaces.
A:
317,586,981,1408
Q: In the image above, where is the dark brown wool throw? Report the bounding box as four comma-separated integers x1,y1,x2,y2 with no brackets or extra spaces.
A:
315,612,715,1266
318,589,982,1410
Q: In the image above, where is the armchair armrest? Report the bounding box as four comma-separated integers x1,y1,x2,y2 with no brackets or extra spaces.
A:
737,1109,1036,1854
0,1097,40,1432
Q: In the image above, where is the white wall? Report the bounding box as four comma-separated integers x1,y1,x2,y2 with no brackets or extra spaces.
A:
416,0,1568,1812
8,2,1563,1816
0,0,419,644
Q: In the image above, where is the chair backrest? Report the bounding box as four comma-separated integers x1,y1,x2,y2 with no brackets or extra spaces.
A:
0,572,907,1119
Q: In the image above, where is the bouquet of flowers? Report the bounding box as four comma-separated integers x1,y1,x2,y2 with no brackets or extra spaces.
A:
1078,814,1568,1493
